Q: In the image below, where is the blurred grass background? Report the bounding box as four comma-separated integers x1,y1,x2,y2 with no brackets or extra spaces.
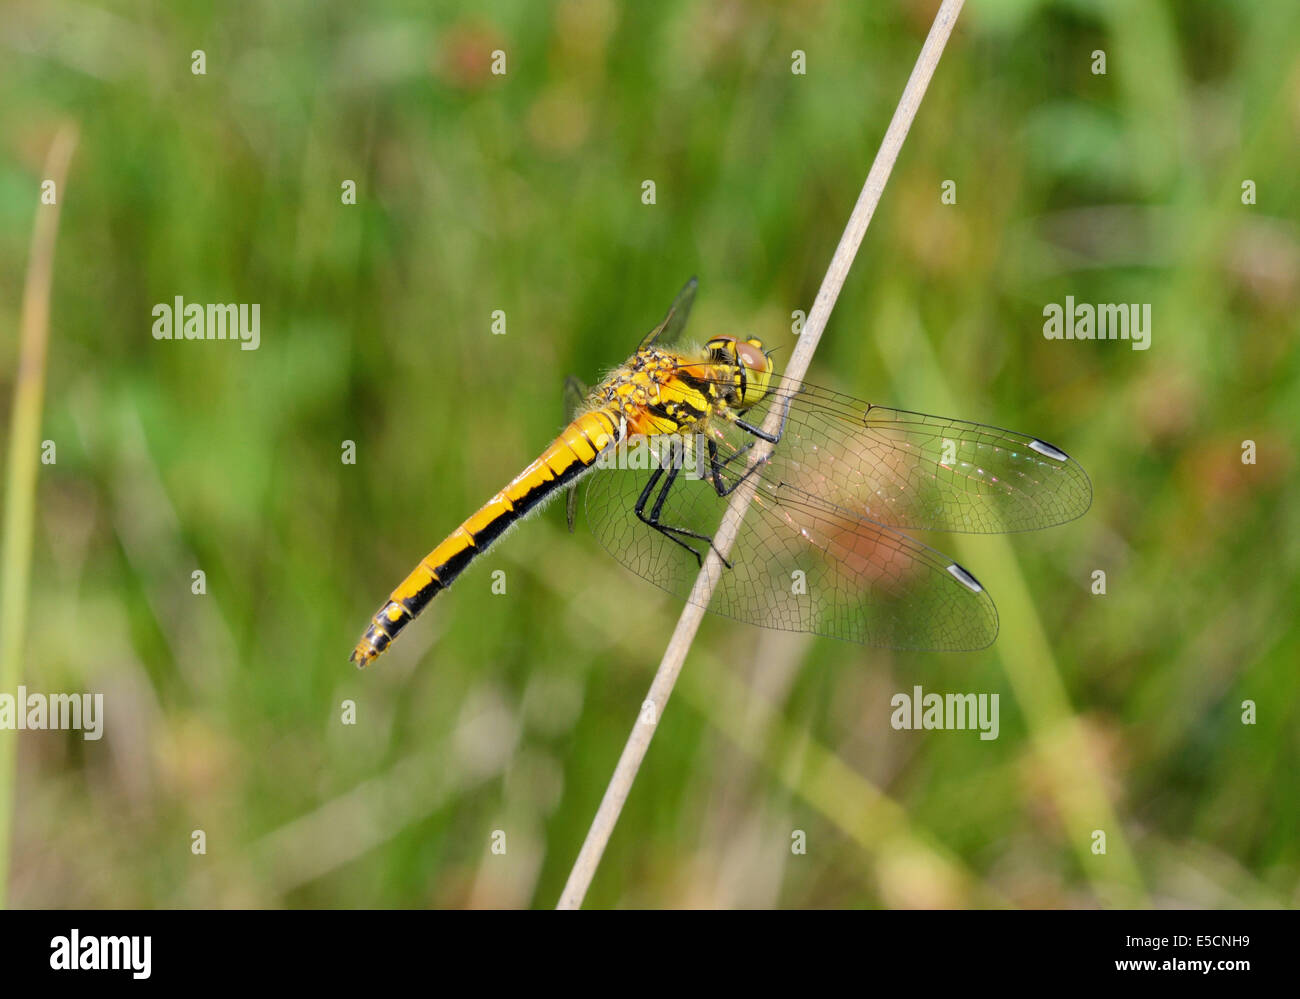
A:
1,0,1297,908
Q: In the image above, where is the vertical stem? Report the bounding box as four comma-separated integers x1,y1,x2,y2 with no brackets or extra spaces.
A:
557,0,965,909
0,124,78,906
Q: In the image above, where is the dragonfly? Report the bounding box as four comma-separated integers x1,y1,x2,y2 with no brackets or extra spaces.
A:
350,279,1091,667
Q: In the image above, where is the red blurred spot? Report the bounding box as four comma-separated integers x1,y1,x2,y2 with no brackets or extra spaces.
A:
436,21,506,91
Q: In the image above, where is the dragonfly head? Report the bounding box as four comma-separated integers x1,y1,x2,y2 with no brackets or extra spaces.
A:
705,335,773,409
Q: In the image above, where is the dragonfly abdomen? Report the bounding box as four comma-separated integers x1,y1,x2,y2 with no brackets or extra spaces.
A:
350,406,622,667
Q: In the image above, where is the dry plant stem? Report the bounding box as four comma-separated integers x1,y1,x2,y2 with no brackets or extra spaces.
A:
0,124,78,906
557,0,966,909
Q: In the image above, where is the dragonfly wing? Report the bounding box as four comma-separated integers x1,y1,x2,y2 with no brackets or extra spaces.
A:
583,434,997,650
562,375,591,420
691,373,1093,534
637,277,699,350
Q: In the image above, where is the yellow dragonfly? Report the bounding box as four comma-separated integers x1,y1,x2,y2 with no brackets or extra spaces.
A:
351,279,1091,667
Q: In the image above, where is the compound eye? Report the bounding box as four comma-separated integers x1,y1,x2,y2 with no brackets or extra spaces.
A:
734,339,769,374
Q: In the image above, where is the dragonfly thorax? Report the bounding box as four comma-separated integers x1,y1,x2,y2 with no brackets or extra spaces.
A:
596,346,749,439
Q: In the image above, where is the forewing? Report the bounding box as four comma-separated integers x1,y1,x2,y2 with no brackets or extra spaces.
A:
678,370,1092,534
562,375,591,421
637,277,699,350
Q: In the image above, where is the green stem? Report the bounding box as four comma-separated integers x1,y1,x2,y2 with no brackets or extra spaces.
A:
0,124,77,907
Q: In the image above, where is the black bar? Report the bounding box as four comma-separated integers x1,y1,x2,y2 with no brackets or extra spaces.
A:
0,909,1288,986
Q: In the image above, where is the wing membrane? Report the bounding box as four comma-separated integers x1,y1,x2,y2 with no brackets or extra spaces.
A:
638,277,699,350
583,430,998,650
674,368,1093,534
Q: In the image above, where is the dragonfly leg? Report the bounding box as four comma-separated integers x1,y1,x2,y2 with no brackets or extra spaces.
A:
705,435,774,501
731,387,794,445
635,462,733,570
705,437,756,496
735,413,785,444
703,400,795,497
